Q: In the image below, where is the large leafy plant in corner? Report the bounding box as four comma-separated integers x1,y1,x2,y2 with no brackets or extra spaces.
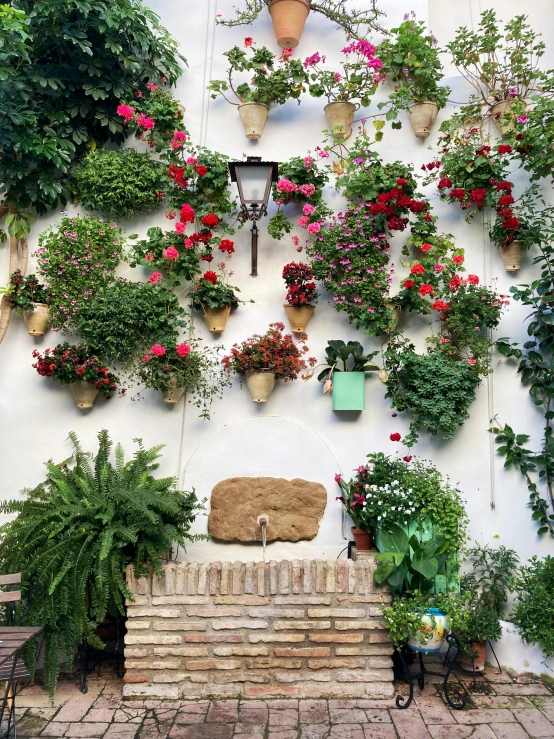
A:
0,430,202,695
0,0,184,224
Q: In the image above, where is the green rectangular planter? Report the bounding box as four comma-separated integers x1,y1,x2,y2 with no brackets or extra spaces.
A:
332,372,365,411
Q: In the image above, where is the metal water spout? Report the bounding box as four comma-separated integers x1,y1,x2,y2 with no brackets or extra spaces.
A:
257,514,269,562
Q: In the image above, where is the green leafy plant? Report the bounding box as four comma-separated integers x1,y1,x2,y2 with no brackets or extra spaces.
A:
0,0,184,227
307,205,393,335
382,591,468,648
374,524,450,594
512,555,554,659
378,13,450,121
31,343,120,398
208,44,307,108
446,11,545,119
216,0,387,39
316,340,379,383
512,83,554,183
304,41,384,105
35,214,124,333
1,271,49,312
72,149,165,220
340,453,469,550
491,199,554,536
138,340,232,420
383,336,483,446
74,279,187,369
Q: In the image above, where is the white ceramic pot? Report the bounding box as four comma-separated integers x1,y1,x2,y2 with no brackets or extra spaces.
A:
245,371,276,403
408,101,439,139
23,302,50,336
324,101,356,139
408,608,450,653
238,103,269,140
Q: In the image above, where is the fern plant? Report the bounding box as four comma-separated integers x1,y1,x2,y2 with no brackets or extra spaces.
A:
0,430,202,695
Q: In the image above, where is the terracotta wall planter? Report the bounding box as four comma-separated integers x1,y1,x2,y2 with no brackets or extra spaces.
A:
283,304,315,334
351,527,373,551
245,371,276,403
499,240,525,272
238,102,269,140
69,381,99,410
268,0,310,48
23,302,50,336
201,305,231,333
491,99,526,135
162,387,185,404
408,101,439,139
324,101,356,139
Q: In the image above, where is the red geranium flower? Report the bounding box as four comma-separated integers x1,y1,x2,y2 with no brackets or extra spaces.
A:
194,165,208,177
432,300,450,312
201,214,219,227
403,279,415,289
403,456,412,462
410,263,425,275
219,239,235,254
452,255,464,264
390,433,401,442
419,284,434,296
203,270,218,284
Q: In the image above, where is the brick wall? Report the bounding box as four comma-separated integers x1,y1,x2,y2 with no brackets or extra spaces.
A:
123,558,394,700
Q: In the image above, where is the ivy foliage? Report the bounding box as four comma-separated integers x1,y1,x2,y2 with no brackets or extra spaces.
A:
72,150,166,220
0,430,201,695
512,555,554,659
0,0,184,221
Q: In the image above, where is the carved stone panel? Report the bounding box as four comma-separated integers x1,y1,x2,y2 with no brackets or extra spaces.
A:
207,476,327,542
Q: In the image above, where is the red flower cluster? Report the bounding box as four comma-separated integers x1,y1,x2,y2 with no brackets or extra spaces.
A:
282,262,318,306
367,182,429,231
201,214,219,228
222,322,316,381
218,239,235,254
169,164,188,189
203,270,218,285
32,343,119,398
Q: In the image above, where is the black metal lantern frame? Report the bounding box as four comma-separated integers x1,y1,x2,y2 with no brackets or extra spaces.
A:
229,157,279,276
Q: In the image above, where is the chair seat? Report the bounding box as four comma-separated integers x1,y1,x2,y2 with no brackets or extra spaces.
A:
0,660,28,681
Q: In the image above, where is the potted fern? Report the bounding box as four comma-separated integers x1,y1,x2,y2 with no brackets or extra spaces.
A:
0,431,202,696
208,43,307,140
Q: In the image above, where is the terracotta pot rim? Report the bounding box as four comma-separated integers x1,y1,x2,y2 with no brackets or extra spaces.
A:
324,100,357,111
409,100,439,107
238,101,269,110
282,303,316,308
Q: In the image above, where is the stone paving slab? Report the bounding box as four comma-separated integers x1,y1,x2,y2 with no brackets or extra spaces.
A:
10,668,554,739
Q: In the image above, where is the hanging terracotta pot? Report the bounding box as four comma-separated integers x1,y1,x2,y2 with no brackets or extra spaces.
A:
268,0,310,48
201,305,232,333
408,101,439,139
283,304,315,334
384,301,401,334
245,371,276,403
491,99,526,135
69,381,99,410
162,387,185,404
461,641,487,672
499,240,525,272
351,527,373,551
23,302,50,336
177,103,186,121
238,102,269,140
324,101,356,139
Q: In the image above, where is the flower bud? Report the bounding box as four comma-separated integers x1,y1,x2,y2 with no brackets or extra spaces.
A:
323,378,333,395
378,369,388,383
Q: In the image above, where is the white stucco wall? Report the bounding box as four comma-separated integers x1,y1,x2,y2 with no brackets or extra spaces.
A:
1,0,553,575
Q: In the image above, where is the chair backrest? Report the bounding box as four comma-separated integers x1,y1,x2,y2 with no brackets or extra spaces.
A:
0,574,21,604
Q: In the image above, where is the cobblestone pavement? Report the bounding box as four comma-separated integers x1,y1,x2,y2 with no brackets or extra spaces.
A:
13,666,554,738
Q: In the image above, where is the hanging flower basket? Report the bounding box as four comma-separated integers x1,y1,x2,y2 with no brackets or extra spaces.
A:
491,99,526,135
332,371,365,411
499,240,525,272
268,0,310,48
324,101,356,139
245,371,276,403
408,101,439,139
283,304,315,333
23,302,50,336
238,102,269,140
69,381,99,410
201,305,232,334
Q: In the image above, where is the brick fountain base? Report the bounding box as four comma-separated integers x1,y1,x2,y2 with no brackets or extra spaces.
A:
123,557,394,700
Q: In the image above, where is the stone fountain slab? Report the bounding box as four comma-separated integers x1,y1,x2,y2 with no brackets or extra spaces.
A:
207,476,327,542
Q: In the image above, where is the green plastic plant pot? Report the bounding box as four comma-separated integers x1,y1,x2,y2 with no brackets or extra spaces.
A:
332,372,365,411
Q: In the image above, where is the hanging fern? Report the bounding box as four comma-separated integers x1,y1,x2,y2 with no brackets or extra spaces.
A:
0,430,202,695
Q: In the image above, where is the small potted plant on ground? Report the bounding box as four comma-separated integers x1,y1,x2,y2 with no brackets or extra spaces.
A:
282,261,318,333
314,339,379,411
446,10,545,133
138,340,231,418
459,543,519,671
208,42,308,140
222,321,315,403
304,42,384,139
216,1,387,50
2,270,50,336
32,343,119,409
378,13,451,139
